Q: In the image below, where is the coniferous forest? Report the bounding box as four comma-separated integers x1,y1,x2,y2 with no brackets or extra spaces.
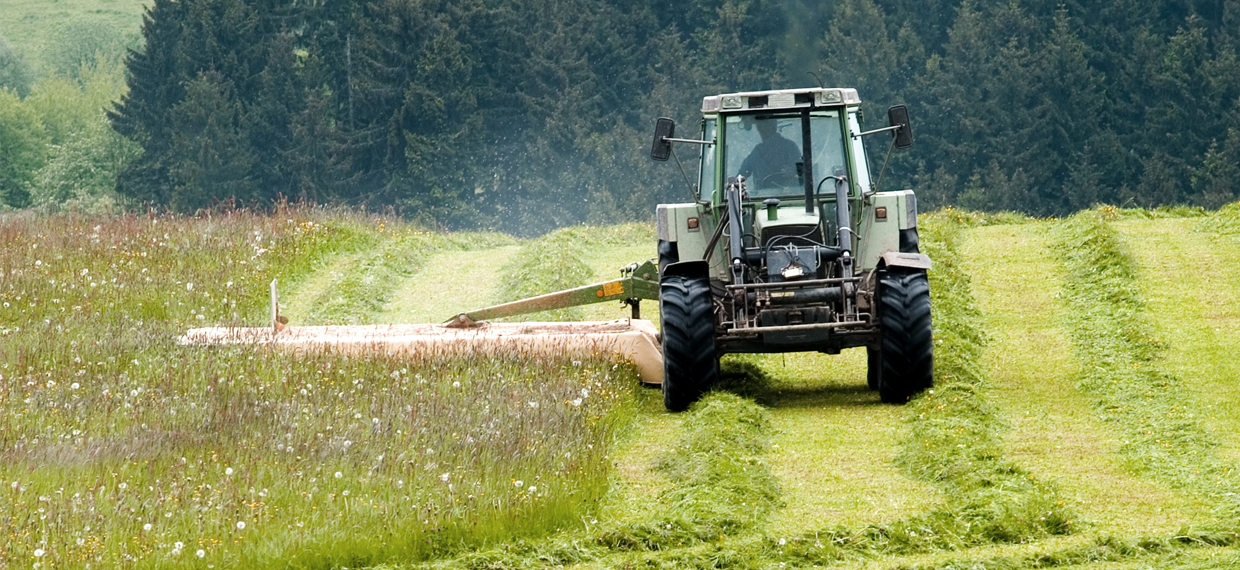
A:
4,0,1240,234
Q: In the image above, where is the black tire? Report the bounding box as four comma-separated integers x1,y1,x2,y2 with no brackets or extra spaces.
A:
875,268,933,403
660,274,719,412
658,240,678,276
866,346,880,390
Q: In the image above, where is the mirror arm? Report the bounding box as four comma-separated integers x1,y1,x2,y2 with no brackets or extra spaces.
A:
669,146,698,201
663,137,714,145
868,135,898,197
854,124,902,138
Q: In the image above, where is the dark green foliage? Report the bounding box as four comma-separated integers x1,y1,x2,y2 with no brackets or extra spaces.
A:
102,0,1240,227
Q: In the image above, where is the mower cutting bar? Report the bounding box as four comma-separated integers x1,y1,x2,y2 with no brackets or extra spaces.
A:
447,260,660,326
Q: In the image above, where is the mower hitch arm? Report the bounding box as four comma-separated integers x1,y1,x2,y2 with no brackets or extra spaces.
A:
446,260,661,327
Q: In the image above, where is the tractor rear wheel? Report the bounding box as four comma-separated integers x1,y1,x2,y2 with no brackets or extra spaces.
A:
875,268,933,403
659,273,719,412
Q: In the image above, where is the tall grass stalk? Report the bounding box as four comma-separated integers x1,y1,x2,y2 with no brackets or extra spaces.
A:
0,208,639,569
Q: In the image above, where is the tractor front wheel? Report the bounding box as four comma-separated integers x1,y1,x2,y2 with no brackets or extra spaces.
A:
659,273,719,412
875,268,933,403
658,240,678,276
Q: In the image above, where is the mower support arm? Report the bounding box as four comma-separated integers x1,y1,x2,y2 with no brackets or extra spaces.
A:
446,260,661,327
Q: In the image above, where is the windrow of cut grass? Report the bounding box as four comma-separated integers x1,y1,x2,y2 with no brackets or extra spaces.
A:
817,210,1074,552
492,228,598,321
291,228,516,325
402,392,782,570
1055,208,1240,508
0,209,645,569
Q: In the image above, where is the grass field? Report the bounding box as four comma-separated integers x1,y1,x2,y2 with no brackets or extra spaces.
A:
0,0,147,73
4,205,1240,569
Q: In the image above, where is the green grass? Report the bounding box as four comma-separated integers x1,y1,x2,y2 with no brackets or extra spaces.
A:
959,222,1204,533
1055,209,1239,502
10,205,1240,568
0,208,641,568
0,0,147,74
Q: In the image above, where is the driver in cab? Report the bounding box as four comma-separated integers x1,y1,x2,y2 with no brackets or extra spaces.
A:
739,119,800,190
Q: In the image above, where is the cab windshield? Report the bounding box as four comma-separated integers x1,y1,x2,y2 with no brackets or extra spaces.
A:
723,111,846,199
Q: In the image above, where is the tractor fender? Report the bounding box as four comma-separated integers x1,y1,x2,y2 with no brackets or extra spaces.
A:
879,251,932,271
663,260,710,280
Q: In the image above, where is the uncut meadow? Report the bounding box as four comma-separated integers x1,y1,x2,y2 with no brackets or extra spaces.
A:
0,208,637,569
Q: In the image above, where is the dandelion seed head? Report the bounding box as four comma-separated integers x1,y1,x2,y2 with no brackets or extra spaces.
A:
334,472,342,479
225,467,233,476
34,548,45,557
236,521,245,530
197,549,205,558
143,523,152,531
528,486,536,493
514,480,524,488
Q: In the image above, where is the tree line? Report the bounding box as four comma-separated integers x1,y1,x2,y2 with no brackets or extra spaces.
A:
3,0,1239,231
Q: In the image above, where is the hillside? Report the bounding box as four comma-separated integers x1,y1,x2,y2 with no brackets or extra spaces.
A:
0,0,145,72
2,206,1240,568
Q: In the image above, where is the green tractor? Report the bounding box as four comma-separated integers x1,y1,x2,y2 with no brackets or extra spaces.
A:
649,87,932,411
441,87,931,412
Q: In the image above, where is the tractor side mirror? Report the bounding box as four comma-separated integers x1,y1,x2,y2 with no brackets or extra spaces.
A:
888,105,913,148
650,117,676,161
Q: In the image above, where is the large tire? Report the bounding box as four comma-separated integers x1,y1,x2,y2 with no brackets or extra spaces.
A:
660,274,719,412
658,240,678,276
875,268,933,403
866,346,880,390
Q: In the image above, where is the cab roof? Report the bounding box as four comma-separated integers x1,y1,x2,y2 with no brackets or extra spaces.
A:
702,88,861,114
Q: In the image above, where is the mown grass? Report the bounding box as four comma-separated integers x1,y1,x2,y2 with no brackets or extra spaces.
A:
0,208,641,568
1055,208,1240,502
291,228,516,325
